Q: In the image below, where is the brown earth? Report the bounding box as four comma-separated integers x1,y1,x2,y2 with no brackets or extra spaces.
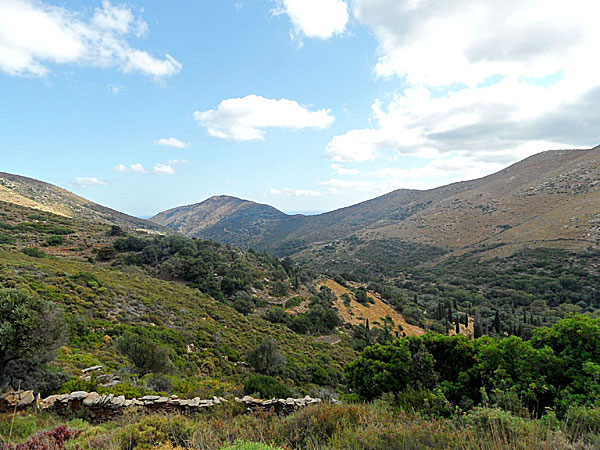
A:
320,279,425,336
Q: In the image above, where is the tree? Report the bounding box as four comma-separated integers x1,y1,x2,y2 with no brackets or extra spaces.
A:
0,289,65,392
346,340,412,400
248,338,286,375
117,331,173,375
494,309,501,334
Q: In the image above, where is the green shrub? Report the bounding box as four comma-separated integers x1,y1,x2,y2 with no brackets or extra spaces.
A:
46,235,64,246
233,298,255,315
248,338,286,375
116,331,173,375
565,406,600,440
22,247,46,258
244,375,293,399
0,233,15,244
0,289,65,392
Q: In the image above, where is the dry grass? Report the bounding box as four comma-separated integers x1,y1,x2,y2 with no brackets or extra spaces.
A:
321,279,425,336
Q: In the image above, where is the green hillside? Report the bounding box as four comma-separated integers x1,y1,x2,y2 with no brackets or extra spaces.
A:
0,201,355,398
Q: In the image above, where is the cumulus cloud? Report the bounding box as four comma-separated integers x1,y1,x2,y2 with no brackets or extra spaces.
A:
194,95,334,141
0,0,181,78
270,187,323,197
153,163,175,176
353,0,598,86
154,137,191,149
72,176,107,187
273,0,349,40
326,0,599,170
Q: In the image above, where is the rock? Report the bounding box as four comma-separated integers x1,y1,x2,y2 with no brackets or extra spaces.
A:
83,392,100,406
81,365,102,374
111,395,126,407
68,391,88,401
4,389,321,421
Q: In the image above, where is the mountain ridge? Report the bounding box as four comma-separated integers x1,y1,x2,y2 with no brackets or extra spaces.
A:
150,146,600,267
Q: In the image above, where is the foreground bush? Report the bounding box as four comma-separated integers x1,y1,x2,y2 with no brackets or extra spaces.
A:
346,315,600,417
6,401,597,449
3,425,81,450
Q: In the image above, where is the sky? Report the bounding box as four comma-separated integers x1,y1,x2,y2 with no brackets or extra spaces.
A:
0,0,599,217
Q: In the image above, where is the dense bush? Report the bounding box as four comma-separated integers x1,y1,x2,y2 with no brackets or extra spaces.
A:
243,374,293,399
248,338,286,376
22,247,46,258
117,331,174,375
347,315,600,417
0,289,65,392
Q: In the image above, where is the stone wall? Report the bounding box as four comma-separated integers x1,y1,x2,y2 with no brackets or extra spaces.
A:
0,390,321,421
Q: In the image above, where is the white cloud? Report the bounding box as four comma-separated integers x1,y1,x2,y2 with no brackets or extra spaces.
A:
115,161,182,176
153,163,175,175
154,137,191,149
72,176,107,186
274,0,349,40
353,0,599,87
330,163,359,175
115,163,148,173
327,1,600,166
270,187,323,197
194,95,334,141
0,0,181,78
130,163,148,173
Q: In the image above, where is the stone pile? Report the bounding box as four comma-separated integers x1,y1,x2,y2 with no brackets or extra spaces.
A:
235,395,321,415
0,390,322,421
38,391,229,420
0,390,38,413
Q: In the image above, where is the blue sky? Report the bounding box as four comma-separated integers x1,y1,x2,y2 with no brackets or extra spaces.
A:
1,0,599,217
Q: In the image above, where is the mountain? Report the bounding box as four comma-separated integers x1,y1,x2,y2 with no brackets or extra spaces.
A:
0,172,166,233
151,146,600,268
150,195,291,248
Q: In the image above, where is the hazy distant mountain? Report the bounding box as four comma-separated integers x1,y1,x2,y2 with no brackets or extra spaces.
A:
151,146,600,268
0,172,165,232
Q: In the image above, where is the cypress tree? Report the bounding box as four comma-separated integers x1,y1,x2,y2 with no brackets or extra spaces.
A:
494,310,501,334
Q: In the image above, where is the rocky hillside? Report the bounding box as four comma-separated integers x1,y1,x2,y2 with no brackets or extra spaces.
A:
0,172,165,233
151,195,292,248
151,146,600,264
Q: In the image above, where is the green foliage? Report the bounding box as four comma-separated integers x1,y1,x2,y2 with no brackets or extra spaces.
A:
0,233,16,244
270,281,289,297
0,289,65,393
233,298,255,315
347,316,600,417
116,330,174,375
243,374,293,399
45,235,64,246
248,338,286,376
22,247,46,258
108,225,124,236
354,287,371,305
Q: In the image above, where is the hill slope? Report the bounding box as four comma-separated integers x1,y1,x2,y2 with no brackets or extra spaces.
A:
151,146,600,264
151,195,293,248
0,172,165,233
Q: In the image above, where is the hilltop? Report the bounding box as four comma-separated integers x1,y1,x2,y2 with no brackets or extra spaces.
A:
0,172,166,233
151,195,291,248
